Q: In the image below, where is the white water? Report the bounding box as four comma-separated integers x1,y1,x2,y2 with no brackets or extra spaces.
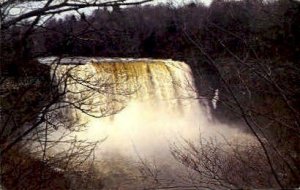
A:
40,57,250,161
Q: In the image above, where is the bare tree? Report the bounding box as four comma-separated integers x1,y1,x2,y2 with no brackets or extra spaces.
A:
136,1,299,189
1,1,152,189
1,0,152,29
0,56,136,189
170,2,300,188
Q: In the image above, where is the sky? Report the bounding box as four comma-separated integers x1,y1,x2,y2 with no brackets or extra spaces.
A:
7,0,213,22
145,0,212,6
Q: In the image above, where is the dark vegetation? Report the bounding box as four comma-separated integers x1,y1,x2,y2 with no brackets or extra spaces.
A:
1,0,300,188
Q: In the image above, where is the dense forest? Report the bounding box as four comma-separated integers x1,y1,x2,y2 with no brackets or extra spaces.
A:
3,1,299,65
11,0,300,60
1,0,300,189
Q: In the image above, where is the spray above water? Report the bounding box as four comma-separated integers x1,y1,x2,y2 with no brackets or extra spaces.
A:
39,57,249,160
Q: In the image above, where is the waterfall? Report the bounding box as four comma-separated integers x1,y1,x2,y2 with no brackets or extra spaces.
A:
38,57,244,160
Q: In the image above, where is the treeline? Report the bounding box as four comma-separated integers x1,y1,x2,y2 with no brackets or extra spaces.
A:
30,0,299,61
2,0,299,74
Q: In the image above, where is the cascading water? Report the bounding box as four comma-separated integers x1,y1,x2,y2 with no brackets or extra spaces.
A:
38,57,247,160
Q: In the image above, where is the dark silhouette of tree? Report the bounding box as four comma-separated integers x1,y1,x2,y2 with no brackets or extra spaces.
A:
1,1,152,189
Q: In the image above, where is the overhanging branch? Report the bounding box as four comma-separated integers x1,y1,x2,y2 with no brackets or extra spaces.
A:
1,0,152,29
